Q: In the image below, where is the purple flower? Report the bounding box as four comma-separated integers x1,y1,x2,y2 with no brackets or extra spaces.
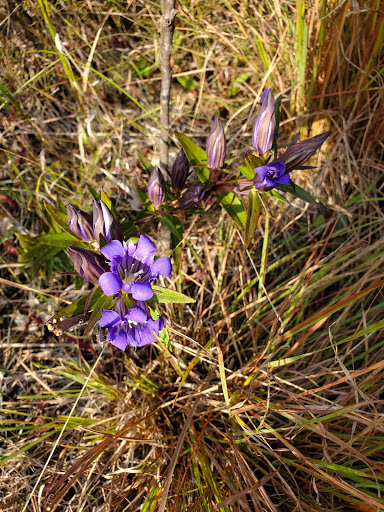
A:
67,246,109,285
178,184,206,210
252,89,276,156
253,162,290,191
171,149,189,191
278,131,331,172
66,204,94,241
98,235,172,300
206,118,226,170
148,166,166,208
99,299,164,351
93,200,124,244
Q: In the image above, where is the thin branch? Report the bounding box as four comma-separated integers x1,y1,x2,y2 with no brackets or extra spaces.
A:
159,0,177,172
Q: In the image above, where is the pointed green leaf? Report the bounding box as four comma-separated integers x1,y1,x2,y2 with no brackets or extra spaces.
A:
279,181,319,206
245,189,261,248
152,285,195,304
216,192,246,231
176,133,209,183
84,293,115,335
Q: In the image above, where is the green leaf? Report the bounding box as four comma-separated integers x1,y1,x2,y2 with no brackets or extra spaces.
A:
266,189,290,204
215,192,246,231
278,182,319,207
49,288,104,322
44,203,74,234
245,189,261,248
84,293,115,335
158,214,183,271
176,133,209,183
152,285,195,304
228,72,252,97
238,164,253,180
36,232,80,247
177,75,199,91
137,150,154,177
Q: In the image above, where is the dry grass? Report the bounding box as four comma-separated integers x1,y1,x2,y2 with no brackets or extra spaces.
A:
1,1,384,511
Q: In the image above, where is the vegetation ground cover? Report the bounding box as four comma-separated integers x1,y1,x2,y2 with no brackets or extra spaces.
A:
0,1,384,511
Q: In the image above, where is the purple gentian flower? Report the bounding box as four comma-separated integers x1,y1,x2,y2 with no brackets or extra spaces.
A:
171,149,189,191
67,246,109,285
252,89,276,156
253,162,290,191
278,131,331,172
99,300,164,351
206,118,226,171
178,184,206,210
93,200,124,244
98,234,172,300
66,204,94,241
148,166,166,208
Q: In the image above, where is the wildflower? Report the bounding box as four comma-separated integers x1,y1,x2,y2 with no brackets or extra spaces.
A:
67,246,109,285
278,131,331,172
253,162,290,191
147,166,166,208
66,204,94,241
171,149,189,191
178,184,206,210
99,299,164,351
206,118,226,170
98,235,172,299
92,200,124,244
252,89,276,156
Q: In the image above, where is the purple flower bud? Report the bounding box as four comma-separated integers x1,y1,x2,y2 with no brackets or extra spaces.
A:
92,200,124,244
206,118,226,170
252,89,276,156
178,184,206,210
66,204,94,241
278,131,331,172
67,246,109,285
147,166,166,208
171,149,189,191
253,162,290,191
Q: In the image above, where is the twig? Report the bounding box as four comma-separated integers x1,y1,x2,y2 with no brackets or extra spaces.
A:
159,0,177,172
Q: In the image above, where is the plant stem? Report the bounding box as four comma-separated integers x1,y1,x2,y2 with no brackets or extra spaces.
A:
159,0,177,172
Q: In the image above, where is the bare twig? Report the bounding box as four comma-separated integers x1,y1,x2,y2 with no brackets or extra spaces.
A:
159,0,177,172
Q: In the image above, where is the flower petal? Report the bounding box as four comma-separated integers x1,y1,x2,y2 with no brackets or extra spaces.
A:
131,281,154,301
99,272,123,296
134,235,156,261
275,172,290,185
109,328,128,351
99,309,121,328
125,306,148,324
147,316,164,334
138,326,156,347
100,240,124,261
151,257,172,278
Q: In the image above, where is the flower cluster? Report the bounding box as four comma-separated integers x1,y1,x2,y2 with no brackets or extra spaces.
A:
66,201,171,351
200,88,330,195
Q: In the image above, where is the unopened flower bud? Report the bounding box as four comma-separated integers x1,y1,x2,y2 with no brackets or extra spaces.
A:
178,185,206,210
171,149,189,191
252,89,276,156
206,118,226,170
92,200,124,244
148,166,166,208
278,131,331,172
67,246,109,285
66,204,94,241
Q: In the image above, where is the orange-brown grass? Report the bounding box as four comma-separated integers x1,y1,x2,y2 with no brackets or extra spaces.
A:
1,1,384,511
